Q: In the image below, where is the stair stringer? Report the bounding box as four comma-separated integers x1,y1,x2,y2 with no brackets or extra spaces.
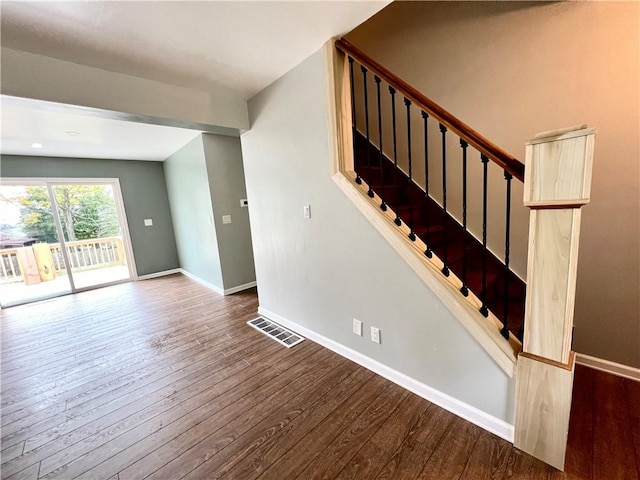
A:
324,40,518,377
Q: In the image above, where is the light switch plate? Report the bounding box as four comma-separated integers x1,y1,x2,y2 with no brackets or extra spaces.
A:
371,327,381,344
303,205,311,219
240,199,248,207
353,318,363,336
222,215,232,224
144,219,153,226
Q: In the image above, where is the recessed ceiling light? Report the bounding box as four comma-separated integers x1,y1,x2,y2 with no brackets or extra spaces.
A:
66,131,80,136
31,143,43,149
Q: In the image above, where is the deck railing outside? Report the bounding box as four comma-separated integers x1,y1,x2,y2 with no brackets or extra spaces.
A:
0,237,125,284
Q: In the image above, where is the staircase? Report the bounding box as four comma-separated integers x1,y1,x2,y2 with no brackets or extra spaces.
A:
337,35,527,345
353,131,526,340
330,37,596,471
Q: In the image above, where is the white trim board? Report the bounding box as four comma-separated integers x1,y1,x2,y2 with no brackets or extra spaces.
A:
224,281,257,295
258,306,515,443
137,269,182,281
576,353,640,382
177,270,256,296
179,269,225,295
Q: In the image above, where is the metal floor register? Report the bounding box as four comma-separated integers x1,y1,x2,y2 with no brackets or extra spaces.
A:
247,317,305,348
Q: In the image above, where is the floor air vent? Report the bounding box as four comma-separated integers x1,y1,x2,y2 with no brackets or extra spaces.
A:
247,317,305,348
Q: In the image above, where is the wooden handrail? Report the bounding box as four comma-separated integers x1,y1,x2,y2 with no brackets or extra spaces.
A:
336,38,525,182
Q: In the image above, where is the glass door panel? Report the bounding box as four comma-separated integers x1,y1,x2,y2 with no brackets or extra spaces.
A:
51,183,131,290
0,184,72,307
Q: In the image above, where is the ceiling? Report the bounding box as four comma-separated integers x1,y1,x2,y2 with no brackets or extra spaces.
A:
1,96,202,161
0,1,389,161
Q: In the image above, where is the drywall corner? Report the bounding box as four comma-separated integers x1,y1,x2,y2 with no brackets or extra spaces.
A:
202,133,256,291
164,135,224,290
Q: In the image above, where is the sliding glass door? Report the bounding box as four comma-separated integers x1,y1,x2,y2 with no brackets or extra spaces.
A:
0,183,73,306
51,183,131,290
0,179,134,307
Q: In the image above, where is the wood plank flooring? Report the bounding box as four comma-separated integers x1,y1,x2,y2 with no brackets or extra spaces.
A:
1,274,638,479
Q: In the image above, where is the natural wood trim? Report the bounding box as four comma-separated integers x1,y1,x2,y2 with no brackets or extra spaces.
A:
526,201,588,209
326,40,355,176
335,38,525,182
514,354,575,470
583,133,596,202
563,210,582,362
527,126,596,144
523,127,595,208
523,209,581,364
519,351,576,372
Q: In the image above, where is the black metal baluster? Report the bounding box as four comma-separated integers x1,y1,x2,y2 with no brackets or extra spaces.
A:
502,171,513,338
405,98,416,241
422,111,432,258
361,66,373,197
390,87,401,226
375,76,387,210
349,57,361,185
440,124,449,276
460,139,469,296
480,154,489,317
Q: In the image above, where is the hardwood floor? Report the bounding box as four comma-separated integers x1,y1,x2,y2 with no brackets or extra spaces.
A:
1,274,638,479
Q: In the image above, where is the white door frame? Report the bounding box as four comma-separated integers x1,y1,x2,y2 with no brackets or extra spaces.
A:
0,177,138,296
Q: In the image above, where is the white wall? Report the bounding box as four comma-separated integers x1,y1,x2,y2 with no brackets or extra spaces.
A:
241,49,514,423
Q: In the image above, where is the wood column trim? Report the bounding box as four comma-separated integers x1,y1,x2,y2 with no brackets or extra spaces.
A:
516,126,595,471
522,126,596,364
515,352,576,470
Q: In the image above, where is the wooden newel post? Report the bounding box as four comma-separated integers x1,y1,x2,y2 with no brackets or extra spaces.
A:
514,125,595,470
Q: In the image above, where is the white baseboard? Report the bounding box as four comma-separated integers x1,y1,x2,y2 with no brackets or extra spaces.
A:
224,281,257,295
136,268,182,281
177,270,256,296
179,269,224,295
258,306,515,443
576,353,640,382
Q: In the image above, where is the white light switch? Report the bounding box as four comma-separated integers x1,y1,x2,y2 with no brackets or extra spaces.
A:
303,205,311,219
371,327,381,344
353,319,363,336
144,219,153,226
240,199,248,207
222,215,232,224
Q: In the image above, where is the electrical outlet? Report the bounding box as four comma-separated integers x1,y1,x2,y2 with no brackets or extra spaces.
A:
371,326,381,344
353,318,363,336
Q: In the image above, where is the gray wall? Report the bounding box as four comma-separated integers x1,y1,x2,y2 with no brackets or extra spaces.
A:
203,134,256,289
240,49,514,422
0,155,179,276
163,136,223,289
346,1,640,368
